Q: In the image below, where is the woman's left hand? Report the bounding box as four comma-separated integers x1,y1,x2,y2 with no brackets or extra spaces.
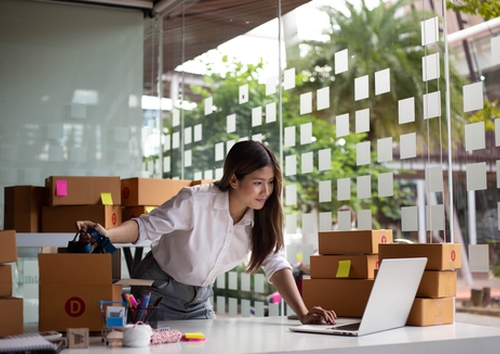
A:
300,306,337,325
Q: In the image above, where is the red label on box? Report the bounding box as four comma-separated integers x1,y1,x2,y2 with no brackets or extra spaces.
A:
123,187,130,199
65,297,86,317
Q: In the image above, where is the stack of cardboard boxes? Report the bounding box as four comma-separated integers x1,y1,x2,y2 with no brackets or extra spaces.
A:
4,176,208,333
3,176,200,233
302,230,393,317
42,176,123,232
378,243,461,326
0,230,23,337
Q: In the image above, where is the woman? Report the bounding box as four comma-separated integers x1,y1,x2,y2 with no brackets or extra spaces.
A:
76,140,336,324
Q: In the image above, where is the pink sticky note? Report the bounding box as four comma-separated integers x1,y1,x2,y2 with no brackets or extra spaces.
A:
55,180,68,196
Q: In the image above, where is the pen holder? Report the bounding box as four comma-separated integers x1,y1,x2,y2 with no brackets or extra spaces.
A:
127,306,161,328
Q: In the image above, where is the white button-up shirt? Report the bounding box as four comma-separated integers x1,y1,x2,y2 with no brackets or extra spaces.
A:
134,183,291,287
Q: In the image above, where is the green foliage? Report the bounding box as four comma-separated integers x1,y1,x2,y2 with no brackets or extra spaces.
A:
447,0,500,21
467,100,500,130
296,0,466,149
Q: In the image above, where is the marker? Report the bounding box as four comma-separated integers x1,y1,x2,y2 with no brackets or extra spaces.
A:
129,294,138,308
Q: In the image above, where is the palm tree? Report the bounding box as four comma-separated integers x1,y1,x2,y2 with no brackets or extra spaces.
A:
294,0,466,149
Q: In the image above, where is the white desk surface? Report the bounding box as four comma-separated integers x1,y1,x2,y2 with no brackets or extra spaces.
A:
61,316,500,354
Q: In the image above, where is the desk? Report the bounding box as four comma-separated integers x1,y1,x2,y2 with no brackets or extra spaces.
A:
61,317,500,354
16,233,151,275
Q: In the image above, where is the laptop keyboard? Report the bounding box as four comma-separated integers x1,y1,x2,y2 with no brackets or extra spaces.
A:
330,323,360,331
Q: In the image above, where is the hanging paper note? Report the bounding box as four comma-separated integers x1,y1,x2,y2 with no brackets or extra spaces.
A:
101,192,113,205
55,180,68,196
336,260,351,278
145,206,155,213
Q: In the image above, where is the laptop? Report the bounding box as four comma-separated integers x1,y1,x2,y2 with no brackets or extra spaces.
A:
289,257,427,336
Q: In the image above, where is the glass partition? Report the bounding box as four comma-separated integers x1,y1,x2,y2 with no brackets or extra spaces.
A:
154,0,500,320
5,0,499,325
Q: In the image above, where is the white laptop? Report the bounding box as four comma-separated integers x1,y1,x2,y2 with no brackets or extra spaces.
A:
289,257,427,337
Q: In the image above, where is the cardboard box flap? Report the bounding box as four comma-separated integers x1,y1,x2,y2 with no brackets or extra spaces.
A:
38,253,112,285
114,279,154,286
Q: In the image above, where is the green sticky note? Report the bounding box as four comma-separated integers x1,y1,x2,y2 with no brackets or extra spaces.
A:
336,260,351,278
101,192,113,205
145,206,155,213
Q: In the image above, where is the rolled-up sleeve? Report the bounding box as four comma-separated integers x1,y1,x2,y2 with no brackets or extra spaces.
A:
260,248,292,284
133,187,194,243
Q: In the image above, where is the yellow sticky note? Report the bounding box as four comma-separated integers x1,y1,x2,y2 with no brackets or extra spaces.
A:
184,332,205,339
145,206,155,213
336,260,351,278
101,192,113,205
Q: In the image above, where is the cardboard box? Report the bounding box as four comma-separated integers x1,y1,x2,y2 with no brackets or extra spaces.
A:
0,265,13,297
407,297,454,326
0,230,17,264
191,180,214,186
310,254,379,279
318,230,393,255
121,177,192,206
38,253,123,332
378,243,461,270
4,185,45,232
122,206,154,221
417,271,457,298
56,248,122,281
45,176,121,206
302,278,374,317
42,205,122,232
0,297,23,337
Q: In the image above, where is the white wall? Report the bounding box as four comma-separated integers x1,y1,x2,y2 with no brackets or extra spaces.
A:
0,0,144,228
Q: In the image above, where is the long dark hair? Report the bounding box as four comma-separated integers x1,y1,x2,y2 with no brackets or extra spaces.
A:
215,140,284,273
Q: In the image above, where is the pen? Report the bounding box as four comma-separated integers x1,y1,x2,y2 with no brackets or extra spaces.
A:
121,293,128,306
136,293,150,322
152,296,163,307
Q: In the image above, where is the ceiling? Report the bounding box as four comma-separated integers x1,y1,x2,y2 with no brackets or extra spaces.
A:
48,0,311,98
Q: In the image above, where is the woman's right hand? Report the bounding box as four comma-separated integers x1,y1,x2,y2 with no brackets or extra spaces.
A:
75,220,108,243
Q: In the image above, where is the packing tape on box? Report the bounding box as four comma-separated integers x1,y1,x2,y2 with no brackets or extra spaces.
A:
122,323,153,347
